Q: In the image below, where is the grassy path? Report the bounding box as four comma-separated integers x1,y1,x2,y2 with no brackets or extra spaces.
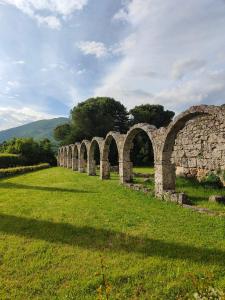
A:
0,167,225,299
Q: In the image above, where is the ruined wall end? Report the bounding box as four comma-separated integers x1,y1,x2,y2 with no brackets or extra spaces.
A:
171,112,225,181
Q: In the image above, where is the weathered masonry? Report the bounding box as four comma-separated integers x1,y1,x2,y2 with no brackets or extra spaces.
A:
57,105,225,199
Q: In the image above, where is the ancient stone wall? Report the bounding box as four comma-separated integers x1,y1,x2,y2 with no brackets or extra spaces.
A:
171,113,225,180
58,104,225,199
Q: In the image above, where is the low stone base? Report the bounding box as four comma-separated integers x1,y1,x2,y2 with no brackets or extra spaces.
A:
162,191,191,205
209,195,225,204
123,183,152,194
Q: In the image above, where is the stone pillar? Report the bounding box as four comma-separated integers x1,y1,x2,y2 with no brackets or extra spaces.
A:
87,159,96,176
100,160,110,179
154,161,176,196
119,160,133,184
63,152,67,167
67,154,70,168
72,155,78,171
78,156,86,172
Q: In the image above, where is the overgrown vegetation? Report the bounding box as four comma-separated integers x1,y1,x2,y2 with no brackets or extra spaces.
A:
0,153,24,168
0,163,50,178
0,167,224,299
200,172,223,189
0,137,56,167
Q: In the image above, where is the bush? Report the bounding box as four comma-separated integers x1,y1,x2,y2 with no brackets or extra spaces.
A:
201,172,223,189
0,163,50,178
0,153,25,168
0,138,57,166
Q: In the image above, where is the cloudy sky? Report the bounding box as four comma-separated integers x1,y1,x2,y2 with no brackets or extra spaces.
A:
0,0,225,130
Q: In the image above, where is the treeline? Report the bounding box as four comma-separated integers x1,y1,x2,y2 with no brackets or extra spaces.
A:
54,97,175,166
0,138,56,167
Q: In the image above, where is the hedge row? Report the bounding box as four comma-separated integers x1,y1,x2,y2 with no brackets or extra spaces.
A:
0,153,25,168
0,163,50,178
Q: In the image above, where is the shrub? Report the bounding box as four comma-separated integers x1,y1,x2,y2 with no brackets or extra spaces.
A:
201,172,223,189
0,153,25,168
0,138,57,166
0,163,50,178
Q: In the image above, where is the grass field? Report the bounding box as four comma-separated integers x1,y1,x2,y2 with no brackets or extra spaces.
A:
0,167,225,299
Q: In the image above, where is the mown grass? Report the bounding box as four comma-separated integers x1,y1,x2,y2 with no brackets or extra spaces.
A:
0,167,225,299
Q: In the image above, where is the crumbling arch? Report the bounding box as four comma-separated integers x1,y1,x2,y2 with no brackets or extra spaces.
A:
79,140,90,173
101,132,125,179
88,137,104,176
121,123,156,183
155,105,218,196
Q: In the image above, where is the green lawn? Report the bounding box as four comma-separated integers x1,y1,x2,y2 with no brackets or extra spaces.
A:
0,167,225,299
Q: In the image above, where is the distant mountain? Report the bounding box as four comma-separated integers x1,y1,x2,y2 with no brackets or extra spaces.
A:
0,117,69,143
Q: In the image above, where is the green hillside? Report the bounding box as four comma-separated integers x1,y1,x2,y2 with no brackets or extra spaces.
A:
0,117,69,143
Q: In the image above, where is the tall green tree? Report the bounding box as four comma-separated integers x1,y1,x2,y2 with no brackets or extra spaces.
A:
54,97,129,144
129,104,175,128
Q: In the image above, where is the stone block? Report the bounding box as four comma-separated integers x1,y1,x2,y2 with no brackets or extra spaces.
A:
209,195,225,204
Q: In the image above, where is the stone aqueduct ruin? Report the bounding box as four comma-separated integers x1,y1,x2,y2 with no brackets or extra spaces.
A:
57,105,225,199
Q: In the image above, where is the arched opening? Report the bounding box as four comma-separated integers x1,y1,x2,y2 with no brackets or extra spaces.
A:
88,139,102,176
155,106,223,198
121,125,155,189
101,134,120,179
172,112,224,204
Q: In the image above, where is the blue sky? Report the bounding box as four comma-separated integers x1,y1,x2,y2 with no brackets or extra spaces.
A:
0,0,225,130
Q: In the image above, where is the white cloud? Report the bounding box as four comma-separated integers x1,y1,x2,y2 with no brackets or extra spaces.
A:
12,60,25,65
113,0,154,25
36,15,61,30
0,0,88,29
77,41,108,58
7,80,20,87
112,34,137,55
153,70,225,108
95,0,225,111
0,106,58,130
171,59,206,80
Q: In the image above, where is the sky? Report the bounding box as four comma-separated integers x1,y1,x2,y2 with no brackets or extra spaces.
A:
0,0,225,130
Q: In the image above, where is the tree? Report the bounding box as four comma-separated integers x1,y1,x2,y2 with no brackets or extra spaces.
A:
71,97,129,139
55,97,129,144
54,123,71,142
0,137,56,166
129,104,175,128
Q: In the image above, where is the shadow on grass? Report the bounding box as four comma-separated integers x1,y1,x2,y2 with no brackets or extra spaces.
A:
0,182,95,194
0,213,224,266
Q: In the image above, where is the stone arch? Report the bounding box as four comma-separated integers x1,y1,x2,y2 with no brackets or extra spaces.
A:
121,123,156,184
88,137,104,176
101,131,125,179
79,140,90,173
155,105,219,196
